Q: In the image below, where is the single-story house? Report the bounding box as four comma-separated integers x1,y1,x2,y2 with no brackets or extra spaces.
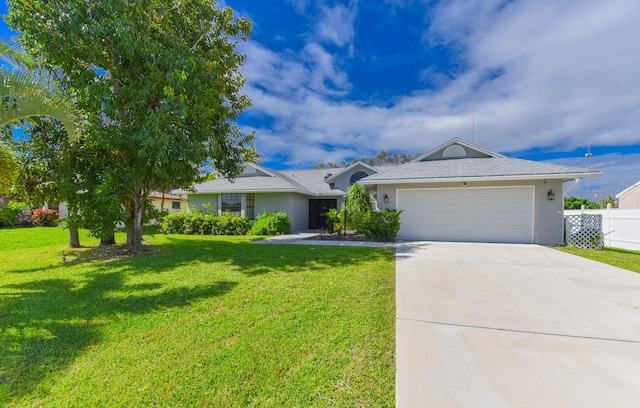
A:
174,138,601,244
616,181,640,209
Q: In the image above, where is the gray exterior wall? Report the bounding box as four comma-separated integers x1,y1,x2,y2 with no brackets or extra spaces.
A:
374,179,564,245
287,193,311,232
187,194,219,213
330,165,378,192
254,193,290,216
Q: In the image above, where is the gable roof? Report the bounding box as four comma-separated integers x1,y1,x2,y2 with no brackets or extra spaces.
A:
616,181,640,199
323,161,380,183
360,157,601,185
413,137,505,162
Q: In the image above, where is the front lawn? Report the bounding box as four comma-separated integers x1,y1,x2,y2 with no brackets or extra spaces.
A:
557,246,640,273
0,227,395,407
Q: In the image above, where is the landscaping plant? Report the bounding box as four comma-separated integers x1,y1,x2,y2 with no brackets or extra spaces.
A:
31,208,59,226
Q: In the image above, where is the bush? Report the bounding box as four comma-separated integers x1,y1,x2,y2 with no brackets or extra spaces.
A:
32,208,60,227
250,211,291,235
355,210,401,241
0,201,26,227
161,209,250,235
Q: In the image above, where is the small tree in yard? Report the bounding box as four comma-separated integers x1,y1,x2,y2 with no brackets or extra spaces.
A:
9,0,256,250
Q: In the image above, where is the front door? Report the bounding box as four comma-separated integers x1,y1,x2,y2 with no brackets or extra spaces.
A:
309,199,337,230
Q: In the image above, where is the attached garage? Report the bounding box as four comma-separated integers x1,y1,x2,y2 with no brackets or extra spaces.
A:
397,186,534,243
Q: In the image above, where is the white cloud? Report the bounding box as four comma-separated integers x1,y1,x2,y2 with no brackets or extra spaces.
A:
238,0,640,194
315,2,358,48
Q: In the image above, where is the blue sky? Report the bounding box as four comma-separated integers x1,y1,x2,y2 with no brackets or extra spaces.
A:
3,0,640,199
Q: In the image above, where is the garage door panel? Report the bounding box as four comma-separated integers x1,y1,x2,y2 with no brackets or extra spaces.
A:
398,187,534,243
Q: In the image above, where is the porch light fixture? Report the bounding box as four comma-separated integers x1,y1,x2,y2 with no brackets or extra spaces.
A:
384,193,389,204
547,189,555,201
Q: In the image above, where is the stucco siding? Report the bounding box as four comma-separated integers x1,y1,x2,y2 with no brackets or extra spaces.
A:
187,194,219,213
288,193,311,232
618,186,640,209
375,179,564,245
331,165,378,192
254,193,290,216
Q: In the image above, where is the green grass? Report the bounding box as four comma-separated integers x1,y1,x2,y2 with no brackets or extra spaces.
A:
557,246,640,273
0,227,396,407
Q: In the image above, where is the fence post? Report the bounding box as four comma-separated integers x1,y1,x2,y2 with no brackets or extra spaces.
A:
607,203,612,246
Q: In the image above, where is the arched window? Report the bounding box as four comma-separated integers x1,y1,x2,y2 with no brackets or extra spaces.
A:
350,171,369,185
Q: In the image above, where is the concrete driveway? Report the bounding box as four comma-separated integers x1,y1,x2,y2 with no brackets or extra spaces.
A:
396,242,640,407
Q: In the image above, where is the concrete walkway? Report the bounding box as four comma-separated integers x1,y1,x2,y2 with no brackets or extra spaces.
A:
252,232,396,247
396,242,640,407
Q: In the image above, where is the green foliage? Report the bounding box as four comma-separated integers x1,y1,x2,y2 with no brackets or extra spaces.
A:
312,149,422,168
250,211,292,235
0,201,26,227
325,207,342,233
9,0,256,247
161,209,250,235
346,183,373,223
31,208,59,226
354,210,402,241
564,196,599,210
0,40,76,134
599,195,617,208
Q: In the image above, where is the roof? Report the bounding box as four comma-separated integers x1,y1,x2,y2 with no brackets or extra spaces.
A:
616,181,640,199
413,137,505,161
323,161,381,183
149,191,184,200
175,167,347,197
360,157,601,184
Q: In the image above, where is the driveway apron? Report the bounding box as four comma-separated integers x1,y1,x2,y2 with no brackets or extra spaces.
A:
396,242,640,407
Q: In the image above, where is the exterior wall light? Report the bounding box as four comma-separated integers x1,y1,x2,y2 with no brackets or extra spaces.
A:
384,193,389,204
548,189,555,201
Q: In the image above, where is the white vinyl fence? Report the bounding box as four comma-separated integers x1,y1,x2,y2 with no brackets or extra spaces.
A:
564,206,640,251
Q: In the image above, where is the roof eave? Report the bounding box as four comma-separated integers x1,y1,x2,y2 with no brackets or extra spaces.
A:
360,172,602,185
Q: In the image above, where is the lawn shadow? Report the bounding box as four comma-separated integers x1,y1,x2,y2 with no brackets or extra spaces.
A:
0,270,236,403
147,236,396,277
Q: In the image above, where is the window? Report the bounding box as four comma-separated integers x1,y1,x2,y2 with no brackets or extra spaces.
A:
350,171,369,185
221,193,241,215
172,201,181,210
246,193,255,220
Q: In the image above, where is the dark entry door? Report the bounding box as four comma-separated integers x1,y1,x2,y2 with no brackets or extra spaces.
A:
308,199,337,230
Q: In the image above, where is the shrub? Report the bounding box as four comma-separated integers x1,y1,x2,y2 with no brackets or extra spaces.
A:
161,209,250,235
214,212,251,235
355,210,401,241
250,211,292,235
0,201,26,227
32,208,60,227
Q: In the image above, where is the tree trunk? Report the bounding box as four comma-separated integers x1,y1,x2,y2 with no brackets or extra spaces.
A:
68,227,80,248
100,233,116,246
126,197,144,251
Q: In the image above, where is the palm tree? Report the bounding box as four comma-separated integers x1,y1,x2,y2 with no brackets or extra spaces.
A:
0,40,76,135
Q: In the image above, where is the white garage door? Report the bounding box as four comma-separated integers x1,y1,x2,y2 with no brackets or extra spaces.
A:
397,187,534,243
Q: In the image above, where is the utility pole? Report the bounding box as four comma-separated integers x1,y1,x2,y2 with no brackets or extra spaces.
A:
585,143,592,200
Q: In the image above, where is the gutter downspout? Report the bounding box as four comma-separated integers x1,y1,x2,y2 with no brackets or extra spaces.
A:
563,178,581,195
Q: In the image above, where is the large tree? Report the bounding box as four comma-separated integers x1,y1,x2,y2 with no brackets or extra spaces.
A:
9,0,255,249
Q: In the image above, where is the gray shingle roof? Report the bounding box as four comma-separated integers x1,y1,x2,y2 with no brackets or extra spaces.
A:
361,157,599,182
178,168,348,196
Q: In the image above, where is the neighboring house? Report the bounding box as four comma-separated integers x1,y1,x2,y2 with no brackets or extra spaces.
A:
149,191,186,215
175,138,601,244
616,181,640,209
